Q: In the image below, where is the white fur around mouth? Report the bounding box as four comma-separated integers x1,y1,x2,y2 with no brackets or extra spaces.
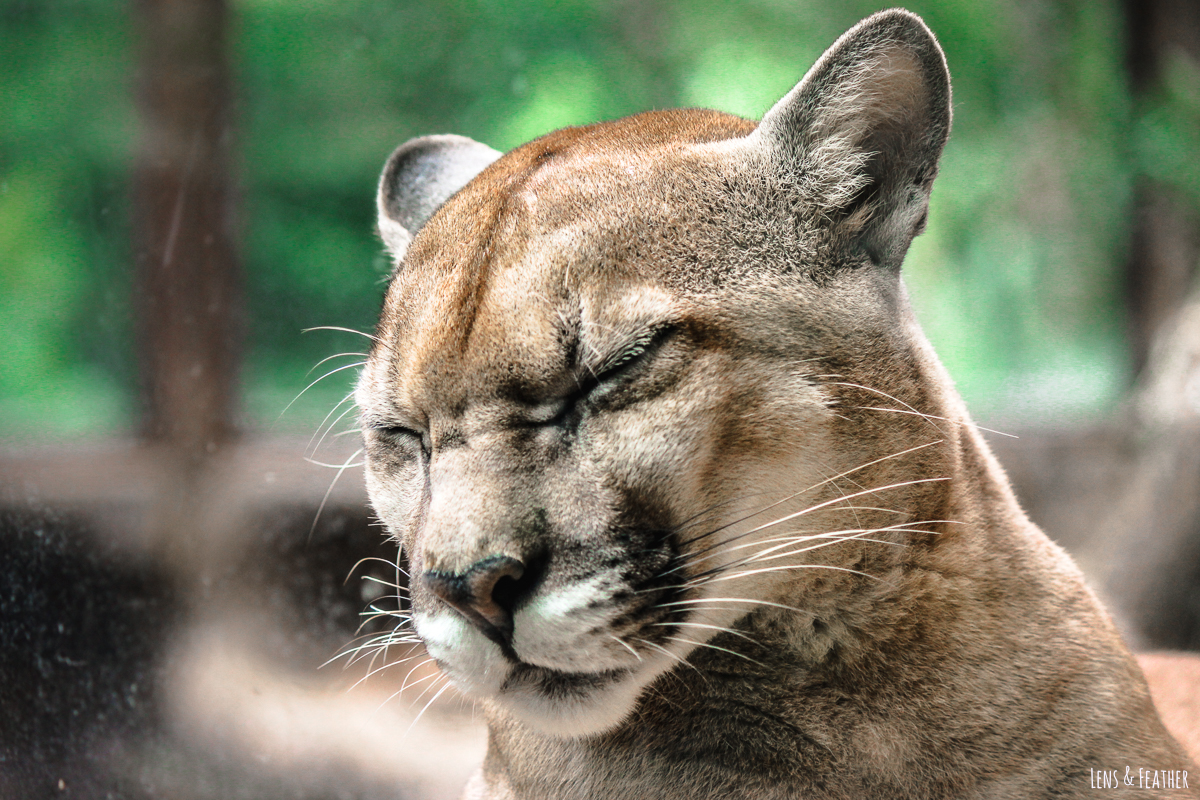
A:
416,611,513,697
413,580,682,737
510,572,633,672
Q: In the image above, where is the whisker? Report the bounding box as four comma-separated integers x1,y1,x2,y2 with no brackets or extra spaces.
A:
325,631,408,670
694,563,886,587
342,611,412,640
309,396,362,460
719,477,948,541
405,678,454,736
308,447,364,542
653,596,814,616
338,637,406,668
350,650,430,689
632,637,702,676
353,619,415,643
306,351,369,377
663,635,764,667
699,510,915,561
304,457,365,469
408,666,453,706
346,555,410,584
359,574,409,592
740,533,907,565
670,489,799,536
855,405,1018,439
338,617,416,649
306,388,359,454
373,659,437,711
824,381,945,435
348,636,422,671
632,637,674,661
277,361,365,422
673,440,945,555
650,620,756,644
726,520,951,565
303,325,380,343
350,606,408,634
399,658,441,697
672,473,948,577
609,634,643,662
681,518,940,587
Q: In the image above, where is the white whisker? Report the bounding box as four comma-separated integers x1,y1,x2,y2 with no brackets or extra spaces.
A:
674,440,945,556
306,388,359,455
663,635,763,667
303,325,380,343
633,637,701,675
650,620,757,643
305,352,369,378
307,447,364,541
729,477,949,540
825,381,946,434
609,635,643,661
277,361,365,421
654,596,813,616
855,405,1018,439
346,555,410,583
309,396,362,459
405,678,455,736
697,562,885,586
304,458,365,469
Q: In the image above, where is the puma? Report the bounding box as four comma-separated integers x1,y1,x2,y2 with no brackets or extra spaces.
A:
355,9,1199,799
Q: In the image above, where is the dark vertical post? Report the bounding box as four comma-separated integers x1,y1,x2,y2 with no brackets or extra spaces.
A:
1122,0,1200,378
133,0,242,457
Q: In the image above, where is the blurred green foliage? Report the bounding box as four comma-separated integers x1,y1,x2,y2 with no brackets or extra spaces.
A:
2,0,1197,439
0,2,134,435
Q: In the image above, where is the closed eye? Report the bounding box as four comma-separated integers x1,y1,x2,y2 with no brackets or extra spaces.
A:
368,421,430,455
589,323,674,387
539,323,675,426
592,324,674,383
376,424,420,439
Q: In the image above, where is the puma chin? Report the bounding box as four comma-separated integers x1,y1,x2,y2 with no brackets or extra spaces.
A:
411,564,668,735
414,608,654,736
357,8,1196,799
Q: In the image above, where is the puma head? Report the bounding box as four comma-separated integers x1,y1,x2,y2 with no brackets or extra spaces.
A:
357,8,952,736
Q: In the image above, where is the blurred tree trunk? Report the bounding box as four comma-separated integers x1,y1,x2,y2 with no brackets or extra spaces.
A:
131,0,247,586
133,0,242,458
1123,0,1200,378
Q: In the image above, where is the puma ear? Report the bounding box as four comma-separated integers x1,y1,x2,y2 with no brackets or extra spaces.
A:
749,9,951,270
376,134,502,261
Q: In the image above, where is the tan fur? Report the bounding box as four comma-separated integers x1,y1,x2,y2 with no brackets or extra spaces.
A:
357,10,1198,799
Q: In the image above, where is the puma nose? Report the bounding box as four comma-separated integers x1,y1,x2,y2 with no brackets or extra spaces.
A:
422,555,527,649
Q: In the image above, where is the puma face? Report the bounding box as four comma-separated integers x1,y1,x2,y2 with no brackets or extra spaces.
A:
356,200,849,736
358,9,952,738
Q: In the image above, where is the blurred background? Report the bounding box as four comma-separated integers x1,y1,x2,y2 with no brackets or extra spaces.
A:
1,0,1198,797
